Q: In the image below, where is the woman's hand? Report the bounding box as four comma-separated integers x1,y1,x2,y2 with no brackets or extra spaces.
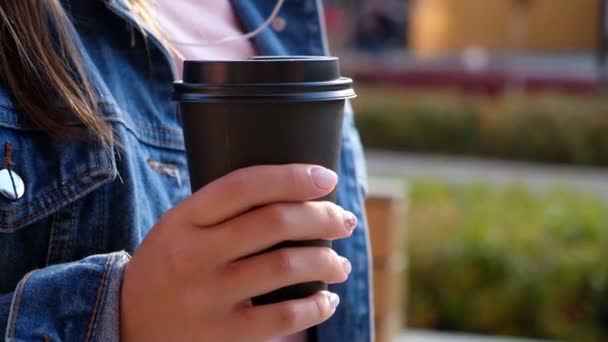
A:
120,164,356,342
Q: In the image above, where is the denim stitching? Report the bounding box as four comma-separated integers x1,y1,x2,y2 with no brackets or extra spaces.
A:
339,134,375,341
0,166,113,230
95,138,105,250
128,132,184,150
0,109,187,150
64,204,78,262
0,118,29,127
85,254,114,342
45,212,61,266
0,101,118,114
0,168,96,220
0,102,119,128
0,143,103,224
115,120,184,150
7,270,35,339
133,122,182,136
138,136,183,148
95,185,106,251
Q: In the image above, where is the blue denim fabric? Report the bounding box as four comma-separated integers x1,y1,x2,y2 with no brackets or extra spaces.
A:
0,0,372,341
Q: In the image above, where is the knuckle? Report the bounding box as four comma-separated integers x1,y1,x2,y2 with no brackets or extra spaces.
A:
237,307,257,326
320,247,337,267
180,286,202,316
283,165,305,190
265,204,292,229
314,294,330,319
156,209,179,230
221,261,241,280
275,249,297,276
166,245,190,276
322,202,342,230
226,169,254,194
319,248,346,281
276,304,300,330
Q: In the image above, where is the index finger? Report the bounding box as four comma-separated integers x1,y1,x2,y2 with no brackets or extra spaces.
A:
174,164,338,227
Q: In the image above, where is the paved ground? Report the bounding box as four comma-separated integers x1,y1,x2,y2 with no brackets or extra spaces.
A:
365,149,608,198
399,330,555,342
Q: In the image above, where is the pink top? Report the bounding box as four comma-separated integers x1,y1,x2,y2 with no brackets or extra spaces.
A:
152,1,307,342
152,0,256,77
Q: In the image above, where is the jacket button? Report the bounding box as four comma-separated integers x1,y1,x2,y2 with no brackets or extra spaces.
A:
0,169,24,200
271,17,287,32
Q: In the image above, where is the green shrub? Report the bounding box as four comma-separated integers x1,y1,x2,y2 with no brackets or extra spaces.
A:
353,87,608,166
407,180,608,341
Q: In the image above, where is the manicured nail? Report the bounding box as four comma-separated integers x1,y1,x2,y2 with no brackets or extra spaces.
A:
342,258,352,275
324,291,340,310
343,210,357,231
310,167,337,190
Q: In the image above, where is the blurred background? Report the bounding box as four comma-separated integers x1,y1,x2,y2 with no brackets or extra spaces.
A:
321,0,608,341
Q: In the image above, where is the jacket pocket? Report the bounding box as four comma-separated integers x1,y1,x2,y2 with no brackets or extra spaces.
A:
0,107,115,233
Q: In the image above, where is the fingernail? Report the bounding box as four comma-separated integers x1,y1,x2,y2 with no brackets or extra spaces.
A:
342,258,352,275
343,211,358,231
324,291,340,310
310,167,337,190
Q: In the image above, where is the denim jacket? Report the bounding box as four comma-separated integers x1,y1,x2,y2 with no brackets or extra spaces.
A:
0,0,372,341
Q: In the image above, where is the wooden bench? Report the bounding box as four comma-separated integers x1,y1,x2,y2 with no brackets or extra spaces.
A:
365,177,408,342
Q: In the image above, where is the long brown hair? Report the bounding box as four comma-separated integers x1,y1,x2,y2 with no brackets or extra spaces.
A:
0,0,155,145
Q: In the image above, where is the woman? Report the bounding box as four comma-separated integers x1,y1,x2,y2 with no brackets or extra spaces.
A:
0,1,371,341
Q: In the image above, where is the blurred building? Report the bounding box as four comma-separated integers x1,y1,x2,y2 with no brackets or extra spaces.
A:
324,0,409,53
352,0,408,52
410,0,602,56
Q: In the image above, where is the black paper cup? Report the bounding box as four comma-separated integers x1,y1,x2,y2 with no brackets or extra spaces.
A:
173,56,356,305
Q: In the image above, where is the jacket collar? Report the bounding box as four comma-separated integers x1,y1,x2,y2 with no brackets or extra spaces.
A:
229,0,285,55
